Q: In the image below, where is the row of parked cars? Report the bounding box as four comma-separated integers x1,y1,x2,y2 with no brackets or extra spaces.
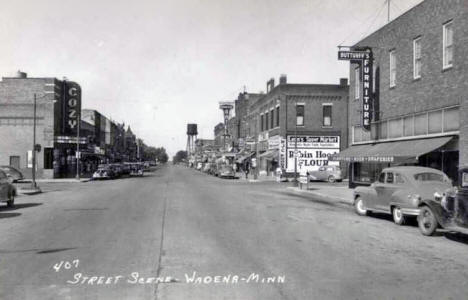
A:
92,162,152,180
353,166,468,237
195,162,236,179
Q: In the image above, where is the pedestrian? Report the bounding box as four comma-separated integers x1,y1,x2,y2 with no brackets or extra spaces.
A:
244,160,250,179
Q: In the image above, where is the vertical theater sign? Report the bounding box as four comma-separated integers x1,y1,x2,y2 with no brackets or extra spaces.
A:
55,81,85,144
338,47,373,130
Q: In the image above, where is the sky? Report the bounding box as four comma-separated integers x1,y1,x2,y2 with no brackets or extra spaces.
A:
0,0,423,157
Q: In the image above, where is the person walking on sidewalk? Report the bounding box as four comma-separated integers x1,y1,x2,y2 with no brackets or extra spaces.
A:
244,160,250,179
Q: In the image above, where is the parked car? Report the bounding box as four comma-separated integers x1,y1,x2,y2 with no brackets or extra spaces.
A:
203,163,212,173
0,169,16,207
0,165,24,182
92,164,116,180
129,163,144,177
353,166,454,226
308,166,342,183
219,165,236,179
109,163,123,177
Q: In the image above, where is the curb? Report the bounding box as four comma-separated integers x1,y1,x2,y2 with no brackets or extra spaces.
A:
286,186,353,206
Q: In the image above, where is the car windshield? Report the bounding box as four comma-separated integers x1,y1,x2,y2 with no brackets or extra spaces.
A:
413,172,447,182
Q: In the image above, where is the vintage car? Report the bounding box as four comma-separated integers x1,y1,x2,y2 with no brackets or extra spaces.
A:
129,163,144,177
0,165,24,182
219,165,236,179
416,167,468,236
353,166,454,226
0,169,16,207
307,165,342,183
92,164,116,180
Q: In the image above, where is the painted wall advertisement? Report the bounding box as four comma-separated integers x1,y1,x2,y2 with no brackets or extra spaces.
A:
286,135,340,174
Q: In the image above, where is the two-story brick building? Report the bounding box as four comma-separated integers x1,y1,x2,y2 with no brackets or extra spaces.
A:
249,75,349,177
335,0,468,187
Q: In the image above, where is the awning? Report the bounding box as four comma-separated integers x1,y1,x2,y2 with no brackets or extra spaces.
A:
332,136,453,163
236,152,255,163
259,149,279,160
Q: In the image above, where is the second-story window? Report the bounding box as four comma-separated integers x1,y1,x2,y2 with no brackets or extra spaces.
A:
443,21,453,69
296,104,304,126
260,114,264,131
323,104,332,127
389,50,396,87
413,37,421,79
265,112,269,130
270,108,274,128
276,106,280,127
354,67,360,99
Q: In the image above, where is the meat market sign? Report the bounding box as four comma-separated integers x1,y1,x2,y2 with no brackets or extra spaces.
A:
338,48,373,131
61,81,81,135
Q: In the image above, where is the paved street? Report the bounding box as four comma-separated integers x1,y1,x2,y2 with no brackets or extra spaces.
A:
1,165,468,300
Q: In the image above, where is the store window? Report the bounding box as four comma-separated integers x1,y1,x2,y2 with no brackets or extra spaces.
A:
296,104,304,126
443,106,459,132
413,37,422,79
443,21,453,69
389,50,396,87
428,110,442,134
414,113,427,135
323,105,332,126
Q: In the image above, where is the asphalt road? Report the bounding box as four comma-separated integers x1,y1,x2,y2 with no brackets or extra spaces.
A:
1,165,468,300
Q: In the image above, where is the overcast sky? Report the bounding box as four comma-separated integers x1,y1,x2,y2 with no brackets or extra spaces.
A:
1,0,423,157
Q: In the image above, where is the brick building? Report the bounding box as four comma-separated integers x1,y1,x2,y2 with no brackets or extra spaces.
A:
0,72,86,178
213,122,225,150
249,75,349,177
335,0,468,187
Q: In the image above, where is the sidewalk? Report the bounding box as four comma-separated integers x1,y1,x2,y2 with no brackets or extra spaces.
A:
235,172,278,183
18,178,91,184
286,183,354,206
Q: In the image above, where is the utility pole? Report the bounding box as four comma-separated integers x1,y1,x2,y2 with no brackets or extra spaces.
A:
31,94,37,189
387,0,391,23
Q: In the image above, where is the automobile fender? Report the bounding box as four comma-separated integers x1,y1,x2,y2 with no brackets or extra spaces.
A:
418,199,445,226
353,187,376,207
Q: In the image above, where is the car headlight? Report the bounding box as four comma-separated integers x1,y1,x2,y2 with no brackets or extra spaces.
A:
434,192,443,201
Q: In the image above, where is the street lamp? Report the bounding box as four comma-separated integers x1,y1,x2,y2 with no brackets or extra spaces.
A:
31,92,56,190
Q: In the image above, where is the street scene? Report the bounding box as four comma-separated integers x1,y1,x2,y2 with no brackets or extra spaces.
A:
1,0,468,299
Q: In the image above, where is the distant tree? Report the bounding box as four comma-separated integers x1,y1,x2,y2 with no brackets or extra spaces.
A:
143,146,168,163
173,150,187,164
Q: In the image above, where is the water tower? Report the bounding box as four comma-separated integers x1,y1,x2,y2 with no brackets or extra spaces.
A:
186,123,198,155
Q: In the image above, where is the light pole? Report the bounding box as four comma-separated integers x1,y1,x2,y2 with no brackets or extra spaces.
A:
76,110,80,180
294,98,298,186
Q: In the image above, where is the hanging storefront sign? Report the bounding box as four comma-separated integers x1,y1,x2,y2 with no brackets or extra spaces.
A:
286,135,340,173
279,138,286,170
61,81,82,135
338,48,373,131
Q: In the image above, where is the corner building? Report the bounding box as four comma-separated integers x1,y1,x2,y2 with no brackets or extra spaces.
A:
336,0,468,187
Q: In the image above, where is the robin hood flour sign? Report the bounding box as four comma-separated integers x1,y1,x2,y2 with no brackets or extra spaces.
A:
286,136,340,174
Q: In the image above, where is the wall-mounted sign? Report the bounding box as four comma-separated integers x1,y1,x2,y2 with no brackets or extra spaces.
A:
62,81,81,135
286,135,340,173
338,48,373,131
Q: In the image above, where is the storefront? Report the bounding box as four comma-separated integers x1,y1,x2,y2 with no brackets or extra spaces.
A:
333,136,458,188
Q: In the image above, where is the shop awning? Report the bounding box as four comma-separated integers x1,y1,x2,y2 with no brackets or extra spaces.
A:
331,136,453,163
236,152,255,163
259,149,279,160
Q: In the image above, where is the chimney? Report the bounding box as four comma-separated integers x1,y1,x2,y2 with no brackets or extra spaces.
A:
266,78,275,93
279,74,287,85
340,78,348,86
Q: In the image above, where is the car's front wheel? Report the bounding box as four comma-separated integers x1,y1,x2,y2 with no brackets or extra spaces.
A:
392,206,406,225
328,176,336,183
354,197,368,216
418,206,438,236
6,191,14,208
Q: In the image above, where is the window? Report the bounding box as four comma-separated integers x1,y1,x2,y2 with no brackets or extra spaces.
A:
389,50,396,87
443,21,453,69
355,67,360,99
276,106,280,127
260,114,264,131
378,172,386,183
386,172,394,184
296,104,304,126
270,109,274,129
395,173,405,184
413,37,421,79
265,112,269,130
323,105,332,126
